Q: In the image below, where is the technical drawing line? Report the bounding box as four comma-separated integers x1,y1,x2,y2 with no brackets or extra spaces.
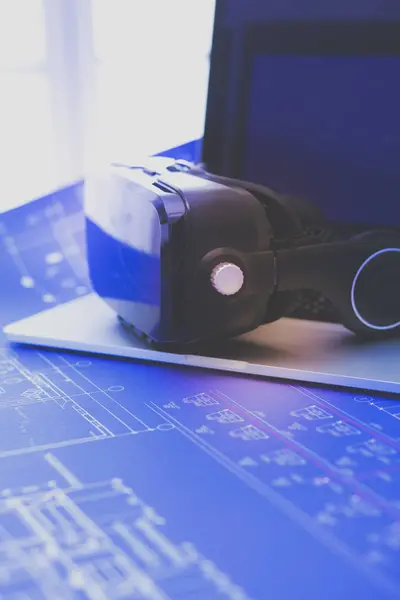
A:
6,355,47,387
112,522,161,568
86,393,137,434
146,402,400,598
37,354,142,434
0,396,49,408
0,480,120,503
30,372,66,401
215,390,400,522
44,453,83,488
44,387,115,438
20,354,119,438
357,465,400,481
0,389,129,402
56,354,152,431
295,386,400,449
135,517,186,568
6,355,63,400
1,357,118,442
0,435,100,459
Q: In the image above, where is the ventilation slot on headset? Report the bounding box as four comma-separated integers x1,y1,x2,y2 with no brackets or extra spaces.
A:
152,182,174,194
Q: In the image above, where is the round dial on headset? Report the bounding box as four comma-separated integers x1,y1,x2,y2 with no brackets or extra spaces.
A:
211,262,245,296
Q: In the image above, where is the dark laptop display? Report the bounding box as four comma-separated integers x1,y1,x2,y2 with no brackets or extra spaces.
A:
202,0,400,230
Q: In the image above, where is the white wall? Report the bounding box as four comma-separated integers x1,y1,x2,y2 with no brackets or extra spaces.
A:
0,0,216,212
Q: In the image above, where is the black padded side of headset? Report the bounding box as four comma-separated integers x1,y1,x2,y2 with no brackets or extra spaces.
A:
189,168,304,237
188,166,330,244
188,166,331,322
255,189,331,322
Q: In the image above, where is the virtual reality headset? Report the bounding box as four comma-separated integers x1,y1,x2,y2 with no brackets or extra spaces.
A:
84,157,400,348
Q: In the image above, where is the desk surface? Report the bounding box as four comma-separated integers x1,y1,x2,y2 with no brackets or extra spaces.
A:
0,184,399,599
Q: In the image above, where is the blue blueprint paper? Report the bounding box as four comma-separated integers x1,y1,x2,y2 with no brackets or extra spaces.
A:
0,184,399,599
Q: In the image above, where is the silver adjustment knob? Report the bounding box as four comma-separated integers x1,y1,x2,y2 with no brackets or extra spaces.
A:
211,262,244,296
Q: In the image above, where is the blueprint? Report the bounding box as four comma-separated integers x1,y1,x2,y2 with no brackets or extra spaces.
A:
0,183,399,599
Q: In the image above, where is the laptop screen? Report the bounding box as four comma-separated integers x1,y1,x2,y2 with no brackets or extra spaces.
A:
203,2,400,229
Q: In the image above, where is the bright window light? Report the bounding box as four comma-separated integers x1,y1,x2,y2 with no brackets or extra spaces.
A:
0,0,216,212
0,0,46,68
89,0,216,162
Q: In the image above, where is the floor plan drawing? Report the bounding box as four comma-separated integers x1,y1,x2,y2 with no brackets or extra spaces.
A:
0,453,249,600
0,349,170,459
0,184,399,599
